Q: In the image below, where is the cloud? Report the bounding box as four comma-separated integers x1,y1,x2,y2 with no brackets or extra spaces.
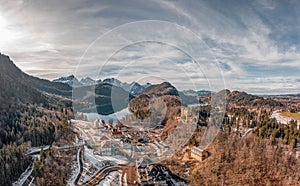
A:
0,0,299,94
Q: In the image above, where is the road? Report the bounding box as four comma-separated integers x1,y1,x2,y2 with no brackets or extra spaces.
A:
241,127,256,138
74,148,84,185
76,166,122,186
12,163,33,186
26,145,50,155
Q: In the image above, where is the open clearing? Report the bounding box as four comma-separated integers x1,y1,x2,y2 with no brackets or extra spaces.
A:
281,112,300,120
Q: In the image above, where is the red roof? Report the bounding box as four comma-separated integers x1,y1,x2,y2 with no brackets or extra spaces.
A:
111,131,122,135
99,135,109,140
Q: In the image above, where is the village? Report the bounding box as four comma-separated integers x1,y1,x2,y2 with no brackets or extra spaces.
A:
67,105,209,185
13,103,300,186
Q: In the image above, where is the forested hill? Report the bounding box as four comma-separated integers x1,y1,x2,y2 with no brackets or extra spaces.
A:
0,53,74,185
0,53,47,109
128,82,182,121
227,90,284,108
200,89,284,109
0,53,72,108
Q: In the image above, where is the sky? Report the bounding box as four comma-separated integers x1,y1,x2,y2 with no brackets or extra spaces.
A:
0,0,299,94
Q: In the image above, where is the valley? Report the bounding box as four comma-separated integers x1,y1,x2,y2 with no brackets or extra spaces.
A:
1,53,300,185
1,1,300,185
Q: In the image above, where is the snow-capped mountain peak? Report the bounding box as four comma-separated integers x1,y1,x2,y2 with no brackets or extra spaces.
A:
80,77,96,86
129,82,145,95
52,75,82,87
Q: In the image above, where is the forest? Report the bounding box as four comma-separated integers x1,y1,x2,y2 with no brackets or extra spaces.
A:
0,103,74,186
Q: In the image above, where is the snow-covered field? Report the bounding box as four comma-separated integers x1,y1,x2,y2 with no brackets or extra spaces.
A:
271,111,292,124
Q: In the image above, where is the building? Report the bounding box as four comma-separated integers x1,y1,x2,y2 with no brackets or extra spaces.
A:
94,119,105,128
94,135,109,143
110,129,122,138
191,146,209,161
99,140,112,156
137,163,186,186
138,164,169,186
181,106,198,123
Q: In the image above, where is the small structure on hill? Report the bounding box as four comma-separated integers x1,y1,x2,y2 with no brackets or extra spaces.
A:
181,106,199,123
99,141,112,156
191,146,209,161
110,128,122,138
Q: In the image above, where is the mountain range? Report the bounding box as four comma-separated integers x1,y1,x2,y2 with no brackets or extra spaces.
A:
0,52,297,186
0,53,229,115
1,52,282,116
54,75,205,114
52,75,213,97
52,75,147,95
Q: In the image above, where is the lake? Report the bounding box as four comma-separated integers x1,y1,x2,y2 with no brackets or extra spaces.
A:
80,107,131,123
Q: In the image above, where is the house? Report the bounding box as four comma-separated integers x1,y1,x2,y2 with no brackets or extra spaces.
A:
138,164,170,186
110,129,122,138
99,135,109,141
99,140,112,156
94,135,110,143
94,119,105,128
181,106,198,123
191,146,209,161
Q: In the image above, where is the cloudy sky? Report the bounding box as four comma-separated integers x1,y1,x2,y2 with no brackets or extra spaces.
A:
0,0,299,94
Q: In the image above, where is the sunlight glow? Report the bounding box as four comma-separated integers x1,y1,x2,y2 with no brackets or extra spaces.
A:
0,15,7,28
0,15,17,47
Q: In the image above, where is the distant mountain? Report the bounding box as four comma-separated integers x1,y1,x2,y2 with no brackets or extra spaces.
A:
181,90,197,96
182,89,213,96
226,90,284,108
53,75,82,87
143,82,152,89
102,77,124,87
197,90,213,95
201,89,284,108
129,82,145,95
51,74,213,105
80,77,96,86
53,75,211,99
95,78,146,95
53,75,158,95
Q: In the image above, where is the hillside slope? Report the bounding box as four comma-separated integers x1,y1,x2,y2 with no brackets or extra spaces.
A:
0,53,72,109
129,82,182,122
0,53,47,109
